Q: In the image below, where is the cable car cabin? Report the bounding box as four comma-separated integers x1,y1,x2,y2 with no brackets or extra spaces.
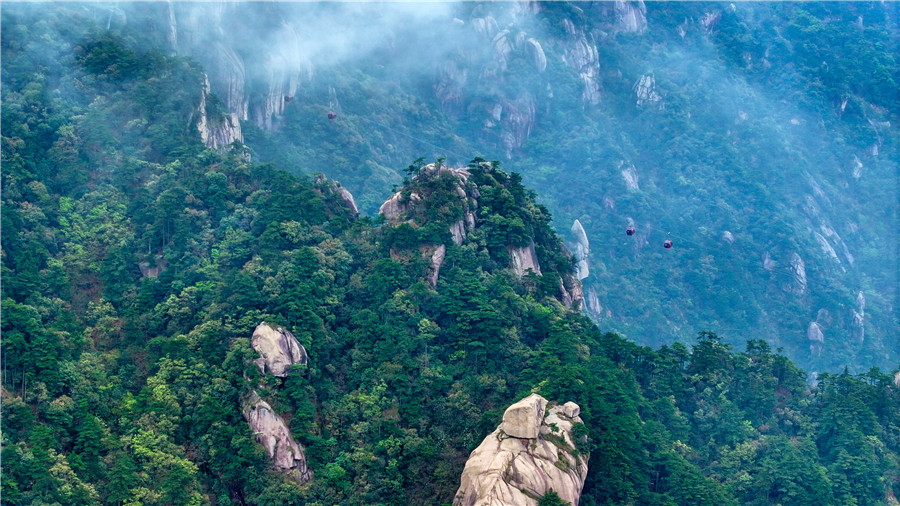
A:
626,226,635,236
284,96,293,103
663,239,673,249
327,111,337,120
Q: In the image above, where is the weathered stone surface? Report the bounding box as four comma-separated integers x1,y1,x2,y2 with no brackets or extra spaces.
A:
380,164,478,246
614,0,647,33
500,394,548,439
314,175,359,218
808,322,824,343
621,163,640,191
509,241,542,277
379,192,408,221
560,274,584,311
498,94,537,157
243,390,312,484
197,75,244,150
424,244,446,288
808,321,825,355
585,286,603,318
454,394,588,506
561,401,580,418
336,186,359,216
790,253,807,296
526,38,547,72
450,219,467,246
561,18,601,105
138,255,166,279
633,73,662,108
251,323,308,377
570,219,590,280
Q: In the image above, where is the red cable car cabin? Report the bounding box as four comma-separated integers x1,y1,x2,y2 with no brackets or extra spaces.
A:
663,239,673,249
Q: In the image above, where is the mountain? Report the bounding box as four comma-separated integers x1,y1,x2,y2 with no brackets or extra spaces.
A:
88,0,899,374
1,3,899,506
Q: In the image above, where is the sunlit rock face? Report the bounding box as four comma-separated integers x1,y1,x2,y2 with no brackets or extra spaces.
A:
242,390,312,484
251,323,308,377
454,394,589,506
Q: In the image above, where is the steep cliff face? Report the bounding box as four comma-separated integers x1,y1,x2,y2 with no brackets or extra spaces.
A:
508,240,542,277
197,75,244,150
561,17,602,106
167,4,311,131
569,219,590,281
454,394,589,506
242,390,313,484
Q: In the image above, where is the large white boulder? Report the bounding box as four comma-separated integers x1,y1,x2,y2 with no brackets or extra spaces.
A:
243,390,312,484
454,394,589,506
251,323,308,377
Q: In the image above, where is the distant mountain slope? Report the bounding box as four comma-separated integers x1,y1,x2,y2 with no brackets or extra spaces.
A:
114,0,898,373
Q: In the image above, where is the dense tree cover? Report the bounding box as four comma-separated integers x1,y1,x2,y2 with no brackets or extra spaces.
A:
2,5,899,506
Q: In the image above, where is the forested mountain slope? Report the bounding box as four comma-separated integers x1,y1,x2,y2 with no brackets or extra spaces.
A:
2,3,899,506
56,0,899,373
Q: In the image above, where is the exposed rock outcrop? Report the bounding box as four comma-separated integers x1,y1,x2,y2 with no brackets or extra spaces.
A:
509,240,542,277
138,255,166,279
789,253,807,296
633,73,662,108
498,94,537,158
621,162,640,191
379,163,479,246
613,1,647,34
424,244,446,288
251,323,308,377
584,286,603,317
569,219,590,280
313,175,359,218
560,274,584,311
197,75,244,151
454,394,589,506
851,291,866,343
242,390,312,484
561,18,601,105
808,321,825,354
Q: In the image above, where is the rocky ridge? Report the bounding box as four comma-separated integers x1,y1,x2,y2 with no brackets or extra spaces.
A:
379,162,583,309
